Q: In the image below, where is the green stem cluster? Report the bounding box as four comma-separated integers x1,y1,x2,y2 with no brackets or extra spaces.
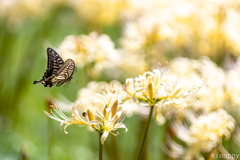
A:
137,105,155,160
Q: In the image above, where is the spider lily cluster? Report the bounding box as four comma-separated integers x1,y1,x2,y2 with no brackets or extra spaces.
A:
2,0,240,159
42,31,240,159
45,87,127,144
43,56,240,159
166,109,236,159
45,63,206,146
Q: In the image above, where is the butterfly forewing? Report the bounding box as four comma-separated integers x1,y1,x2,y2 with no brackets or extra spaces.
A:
47,48,64,76
53,59,75,87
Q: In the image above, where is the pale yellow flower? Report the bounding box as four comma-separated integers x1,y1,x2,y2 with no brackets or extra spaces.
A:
123,64,168,103
160,76,206,110
166,109,236,159
103,49,149,79
58,32,118,78
170,57,226,113
225,69,240,107
84,85,128,144
123,64,206,110
89,105,127,144
82,85,128,144
0,0,67,27
224,9,240,56
52,80,145,117
45,86,128,144
155,76,206,124
44,101,88,134
76,80,121,111
69,0,127,26
120,0,240,62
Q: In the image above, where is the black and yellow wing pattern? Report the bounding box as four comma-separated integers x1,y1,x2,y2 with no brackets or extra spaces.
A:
53,59,75,87
34,48,75,88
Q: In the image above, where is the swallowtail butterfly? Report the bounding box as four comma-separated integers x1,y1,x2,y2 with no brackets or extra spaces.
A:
34,48,75,88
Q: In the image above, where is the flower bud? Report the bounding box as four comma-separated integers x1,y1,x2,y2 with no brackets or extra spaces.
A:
111,100,118,118
148,82,153,102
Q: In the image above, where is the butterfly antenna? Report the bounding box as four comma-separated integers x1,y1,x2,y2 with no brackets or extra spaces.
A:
71,77,78,85
74,79,78,85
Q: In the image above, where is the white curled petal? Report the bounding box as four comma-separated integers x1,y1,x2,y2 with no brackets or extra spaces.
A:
89,120,103,126
143,71,154,76
156,88,169,99
95,111,105,119
63,124,70,134
101,131,109,145
113,111,123,122
93,99,105,108
135,87,146,92
115,123,128,132
125,78,135,92
94,94,107,104
60,121,65,130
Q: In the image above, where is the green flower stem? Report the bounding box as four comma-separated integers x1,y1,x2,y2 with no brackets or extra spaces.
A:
99,133,103,160
137,105,154,160
48,116,54,160
103,140,115,160
111,135,122,160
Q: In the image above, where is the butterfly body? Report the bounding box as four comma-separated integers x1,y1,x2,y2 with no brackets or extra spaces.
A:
34,48,75,88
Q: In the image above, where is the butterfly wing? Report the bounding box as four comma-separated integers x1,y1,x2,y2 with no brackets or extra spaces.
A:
53,59,75,87
34,48,65,87
47,48,64,76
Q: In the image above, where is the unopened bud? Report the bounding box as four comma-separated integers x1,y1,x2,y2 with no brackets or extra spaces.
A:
87,109,97,130
111,100,118,118
148,82,153,102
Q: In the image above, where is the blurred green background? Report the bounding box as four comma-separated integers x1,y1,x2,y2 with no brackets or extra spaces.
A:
1,1,240,160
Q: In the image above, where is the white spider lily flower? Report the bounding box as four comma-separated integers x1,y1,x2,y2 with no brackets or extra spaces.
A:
123,64,169,104
160,76,207,110
89,106,127,144
57,32,118,78
169,57,225,113
44,85,128,143
166,109,236,159
123,63,206,110
44,101,88,134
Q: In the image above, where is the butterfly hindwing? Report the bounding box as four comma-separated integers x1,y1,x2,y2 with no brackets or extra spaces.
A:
34,48,75,88
53,59,75,87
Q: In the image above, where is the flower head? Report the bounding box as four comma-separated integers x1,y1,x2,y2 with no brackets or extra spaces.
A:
89,100,128,144
88,86,128,144
123,63,206,110
170,57,225,113
44,101,89,134
123,63,169,104
57,32,118,78
69,0,127,26
165,109,236,159
44,86,128,145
